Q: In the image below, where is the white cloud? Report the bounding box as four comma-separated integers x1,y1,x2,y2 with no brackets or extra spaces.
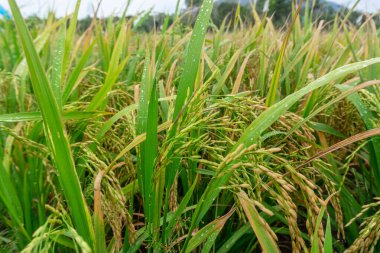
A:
330,0,380,12
0,0,186,18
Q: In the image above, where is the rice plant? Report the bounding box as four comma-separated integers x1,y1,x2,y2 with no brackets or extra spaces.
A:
0,0,380,252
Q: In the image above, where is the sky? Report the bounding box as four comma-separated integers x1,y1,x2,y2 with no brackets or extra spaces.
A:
0,0,379,18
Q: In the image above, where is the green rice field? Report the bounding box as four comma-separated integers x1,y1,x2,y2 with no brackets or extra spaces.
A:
0,0,380,252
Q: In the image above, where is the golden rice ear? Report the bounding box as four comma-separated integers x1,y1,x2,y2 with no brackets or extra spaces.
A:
345,199,380,253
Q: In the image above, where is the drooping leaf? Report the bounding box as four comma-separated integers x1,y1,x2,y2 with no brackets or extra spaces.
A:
238,191,280,253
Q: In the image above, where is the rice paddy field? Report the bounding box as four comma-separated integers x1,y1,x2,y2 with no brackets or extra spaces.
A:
0,0,380,252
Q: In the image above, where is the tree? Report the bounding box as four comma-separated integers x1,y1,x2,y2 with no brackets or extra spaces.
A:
211,2,253,27
268,0,293,26
185,0,204,7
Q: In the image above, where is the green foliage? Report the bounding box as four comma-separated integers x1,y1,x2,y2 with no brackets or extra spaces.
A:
0,0,380,252
7,0,94,248
185,0,204,7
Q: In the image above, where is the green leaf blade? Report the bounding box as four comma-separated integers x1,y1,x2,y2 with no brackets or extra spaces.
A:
8,0,95,247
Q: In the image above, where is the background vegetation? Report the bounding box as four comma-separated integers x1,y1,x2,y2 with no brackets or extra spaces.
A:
0,0,380,252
